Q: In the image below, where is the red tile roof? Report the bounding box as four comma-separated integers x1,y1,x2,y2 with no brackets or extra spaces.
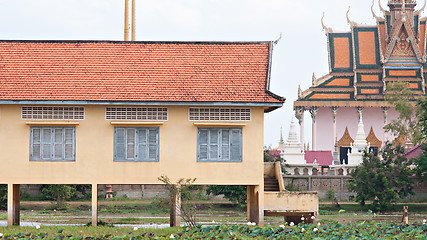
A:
0,40,284,105
305,151,333,166
405,144,424,160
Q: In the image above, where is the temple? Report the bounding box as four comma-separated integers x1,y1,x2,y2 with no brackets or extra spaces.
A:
294,0,427,163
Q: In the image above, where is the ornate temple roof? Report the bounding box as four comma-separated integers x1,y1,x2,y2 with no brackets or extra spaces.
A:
295,0,427,108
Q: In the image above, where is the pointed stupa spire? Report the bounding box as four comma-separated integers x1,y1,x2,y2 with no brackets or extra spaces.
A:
286,118,299,145
283,118,302,155
353,113,368,147
279,127,284,144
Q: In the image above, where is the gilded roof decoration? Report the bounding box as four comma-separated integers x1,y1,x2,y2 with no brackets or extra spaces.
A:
338,127,355,147
366,126,382,147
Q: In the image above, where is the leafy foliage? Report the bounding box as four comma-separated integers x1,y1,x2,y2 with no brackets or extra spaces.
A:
384,82,423,145
263,149,282,162
206,185,247,208
1,222,426,239
40,185,76,209
415,98,427,182
0,184,6,210
158,176,197,227
206,149,279,208
349,144,414,212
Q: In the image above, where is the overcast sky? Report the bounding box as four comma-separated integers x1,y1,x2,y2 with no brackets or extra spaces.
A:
0,0,404,147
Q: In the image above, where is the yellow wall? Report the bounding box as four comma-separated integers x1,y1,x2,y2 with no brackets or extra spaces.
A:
0,105,265,186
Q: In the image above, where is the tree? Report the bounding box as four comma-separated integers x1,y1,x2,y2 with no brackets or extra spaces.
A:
206,185,247,208
263,149,282,162
0,185,6,210
206,150,280,208
414,98,427,181
40,185,75,209
349,144,414,212
158,176,197,227
384,82,423,145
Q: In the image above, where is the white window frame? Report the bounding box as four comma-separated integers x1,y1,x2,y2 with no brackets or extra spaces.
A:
197,127,242,162
22,106,85,120
189,108,251,121
114,127,160,162
105,107,168,121
30,126,76,161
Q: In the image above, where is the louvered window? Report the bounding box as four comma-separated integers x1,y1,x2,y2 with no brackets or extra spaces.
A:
22,106,84,120
30,126,75,161
106,107,168,121
189,108,251,121
197,128,242,162
114,127,159,162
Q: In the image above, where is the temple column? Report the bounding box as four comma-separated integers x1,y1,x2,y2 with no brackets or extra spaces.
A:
331,107,339,146
295,107,305,151
7,184,20,226
382,107,389,145
247,185,264,226
91,184,98,226
309,107,318,150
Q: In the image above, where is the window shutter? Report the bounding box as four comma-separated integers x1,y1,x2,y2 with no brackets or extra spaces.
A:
126,128,136,160
148,128,158,161
42,128,52,160
115,128,126,160
230,129,242,161
209,129,219,161
138,128,148,161
221,129,230,161
54,128,64,160
64,128,74,160
198,129,208,161
31,128,41,160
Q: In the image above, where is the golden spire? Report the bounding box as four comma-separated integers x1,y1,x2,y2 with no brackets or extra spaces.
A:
312,72,316,86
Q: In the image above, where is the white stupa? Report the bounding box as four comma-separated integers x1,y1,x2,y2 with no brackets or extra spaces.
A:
348,113,368,165
281,119,319,176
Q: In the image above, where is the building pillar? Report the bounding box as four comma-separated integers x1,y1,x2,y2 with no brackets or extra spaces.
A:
309,107,318,150
295,107,305,151
7,184,20,226
331,107,339,146
91,184,98,226
170,187,181,227
247,185,264,226
382,107,389,145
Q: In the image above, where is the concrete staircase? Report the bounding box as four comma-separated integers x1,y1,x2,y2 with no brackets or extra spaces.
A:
264,177,280,191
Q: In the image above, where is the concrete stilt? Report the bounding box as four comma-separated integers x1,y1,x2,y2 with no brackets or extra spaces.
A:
92,184,98,226
170,187,181,227
7,184,20,226
247,185,264,226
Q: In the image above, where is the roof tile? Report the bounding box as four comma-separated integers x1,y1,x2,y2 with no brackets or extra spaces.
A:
0,41,284,103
